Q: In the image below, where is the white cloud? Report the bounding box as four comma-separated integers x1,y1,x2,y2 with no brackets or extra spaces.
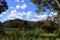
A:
49,12,58,17
0,12,6,17
16,5,20,9
21,0,25,2
15,3,27,9
7,10,57,22
7,10,21,20
31,14,48,21
26,11,48,22
21,12,26,15
7,10,26,20
27,11,33,18
21,3,27,9
31,11,58,22
7,10,15,19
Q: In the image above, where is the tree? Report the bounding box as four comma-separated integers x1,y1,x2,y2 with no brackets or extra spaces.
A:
0,0,8,27
31,0,60,33
31,0,60,13
0,0,8,36
31,0,60,24
0,0,8,14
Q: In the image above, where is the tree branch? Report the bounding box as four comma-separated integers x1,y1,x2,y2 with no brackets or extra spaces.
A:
55,0,60,9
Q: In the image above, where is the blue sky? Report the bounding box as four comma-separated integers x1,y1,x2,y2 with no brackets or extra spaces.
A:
0,0,58,22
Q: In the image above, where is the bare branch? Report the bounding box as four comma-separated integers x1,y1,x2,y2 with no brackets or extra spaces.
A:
55,0,60,9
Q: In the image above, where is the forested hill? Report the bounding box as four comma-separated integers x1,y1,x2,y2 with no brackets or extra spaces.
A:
2,19,44,28
0,19,58,33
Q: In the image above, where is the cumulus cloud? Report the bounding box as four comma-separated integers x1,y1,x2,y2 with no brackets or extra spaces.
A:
7,11,34,21
31,13,48,21
7,10,26,20
31,11,58,22
21,3,27,9
26,11,48,21
21,0,25,2
7,10,18,20
27,11,33,18
7,10,57,22
16,5,20,9
16,3,27,9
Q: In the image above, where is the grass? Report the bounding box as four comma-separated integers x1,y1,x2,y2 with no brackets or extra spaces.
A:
0,28,59,40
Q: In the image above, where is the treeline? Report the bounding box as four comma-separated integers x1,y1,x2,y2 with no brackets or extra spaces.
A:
0,19,59,33
0,19,60,40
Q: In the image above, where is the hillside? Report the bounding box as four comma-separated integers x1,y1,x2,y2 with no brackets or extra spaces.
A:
0,19,60,40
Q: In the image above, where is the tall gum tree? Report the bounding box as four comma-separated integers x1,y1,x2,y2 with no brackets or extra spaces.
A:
0,0,8,26
31,0,60,33
0,0,8,14
31,0,60,24
0,0,8,35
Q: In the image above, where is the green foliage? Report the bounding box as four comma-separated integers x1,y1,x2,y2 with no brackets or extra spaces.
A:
0,27,59,40
0,0,60,40
3,19,25,28
0,0,8,14
0,17,60,40
31,0,60,13
31,0,41,5
2,19,59,33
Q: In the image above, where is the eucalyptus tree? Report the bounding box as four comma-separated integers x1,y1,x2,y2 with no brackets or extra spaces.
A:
0,0,8,14
0,0,8,36
0,0,8,25
31,0,60,26
31,0,60,33
31,0,60,13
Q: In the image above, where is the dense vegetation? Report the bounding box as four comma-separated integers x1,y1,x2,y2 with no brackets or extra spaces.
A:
0,19,59,40
2,19,59,33
0,0,60,40
0,0,8,14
